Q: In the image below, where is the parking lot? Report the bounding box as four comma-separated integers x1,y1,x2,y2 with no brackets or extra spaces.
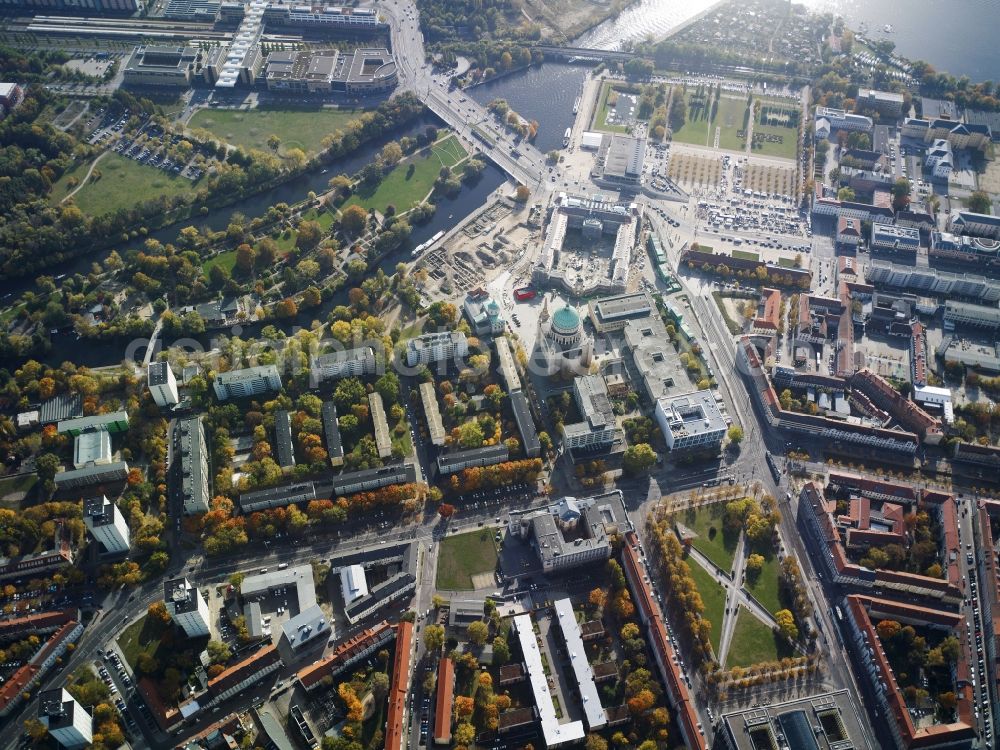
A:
82,108,210,181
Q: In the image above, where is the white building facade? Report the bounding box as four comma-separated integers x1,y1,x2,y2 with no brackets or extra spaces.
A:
213,364,282,400
147,361,180,407
164,578,211,638
83,496,130,554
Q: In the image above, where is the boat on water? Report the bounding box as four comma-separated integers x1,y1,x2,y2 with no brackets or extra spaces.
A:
411,229,446,258
563,127,571,147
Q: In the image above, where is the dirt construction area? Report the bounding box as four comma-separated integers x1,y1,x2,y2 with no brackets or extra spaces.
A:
667,151,723,189
978,159,1000,196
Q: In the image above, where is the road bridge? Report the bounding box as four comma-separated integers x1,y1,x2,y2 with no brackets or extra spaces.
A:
530,44,641,62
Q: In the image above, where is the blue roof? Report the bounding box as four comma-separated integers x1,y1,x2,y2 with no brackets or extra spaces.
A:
552,306,580,332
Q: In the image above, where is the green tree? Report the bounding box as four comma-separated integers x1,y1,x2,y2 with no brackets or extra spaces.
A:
967,190,992,214
456,420,485,449
775,609,799,642
374,372,400,405
423,624,445,652
727,425,744,443
467,620,489,646
206,640,232,665
891,178,912,210
341,204,368,235
454,724,475,746
492,636,510,665
622,443,657,475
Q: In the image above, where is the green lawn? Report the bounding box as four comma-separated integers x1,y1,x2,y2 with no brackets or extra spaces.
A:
117,615,162,672
670,91,711,147
48,158,91,204
727,607,793,668
750,101,799,160
732,249,759,262
63,153,194,217
390,414,412,457
682,501,739,573
344,134,468,215
592,82,631,134
688,557,726,654
203,249,237,275
744,553,781,615
436,528,498,590
262,206,336,257
188,107,363,156
716,96,751,152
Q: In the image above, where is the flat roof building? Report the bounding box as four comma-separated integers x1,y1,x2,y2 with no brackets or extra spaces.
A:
38,688,92,750
944,300,1000,332
405,331,468,368
495,336,521,392
214,364,282,401
123,44,220,88
242,564,316,610
265,49,338,93
717,690,874,750
239,482,317,513
511,614,586,747
856,88,905,117
310,346,377,387
871,223,921,253
164,578,210,638
519,494,627,573
58,410,129,436
418,382,446,447
562,374,619,453
369,392,393,459
510,391,541,458
437,445,509,475
83,496,130,555
73,430,112,469
340,564,369,605
274,409,295,468
552,598,606,730
339,47,397,95
588,291,656,333
148,361,180,407
655,390,726,451
278,604,329,663
321,401,344,467
175,416,210,515
54,461,129,490
595,134,645,188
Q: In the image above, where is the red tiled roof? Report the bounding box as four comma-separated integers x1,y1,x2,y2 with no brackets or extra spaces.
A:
206,644,280,698
753,288,781,331
384,621,413,750
622,533,705,750
0,608,75,640
0,620,79,716
297,621,393,690
433,657,454,744
846,595,975,749
136,676,181,732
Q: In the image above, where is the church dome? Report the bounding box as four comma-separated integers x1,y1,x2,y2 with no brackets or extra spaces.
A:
552,306,580,334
